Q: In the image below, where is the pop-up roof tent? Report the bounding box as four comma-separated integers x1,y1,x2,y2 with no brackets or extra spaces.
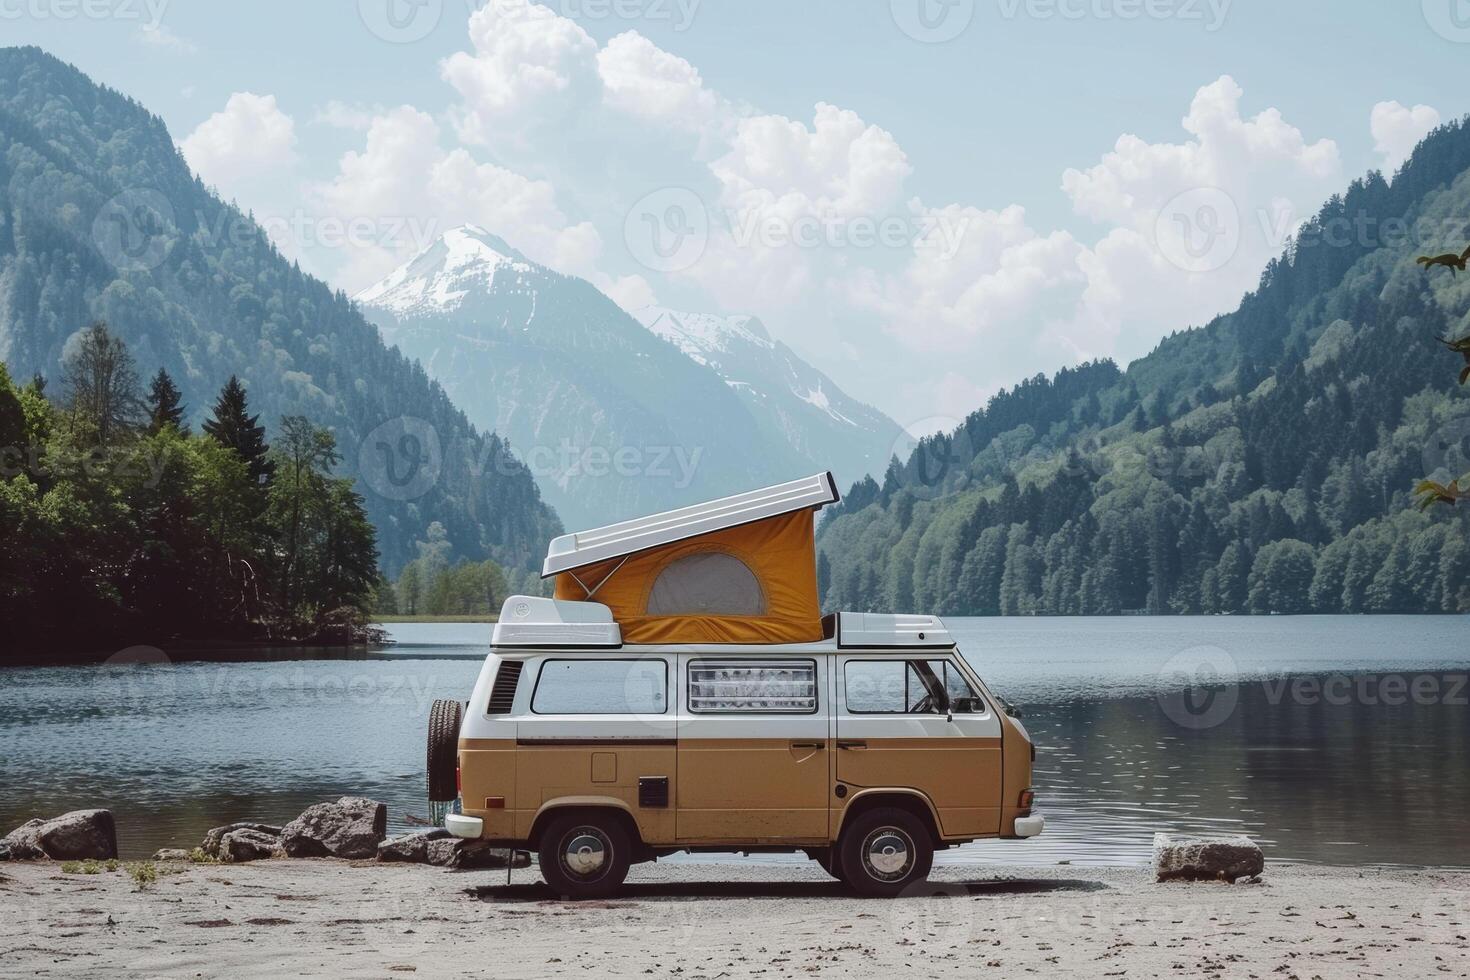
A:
543,473,840,644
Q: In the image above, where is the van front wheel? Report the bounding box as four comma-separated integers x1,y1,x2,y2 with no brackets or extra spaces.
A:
537,812,631,899
837,808,933,898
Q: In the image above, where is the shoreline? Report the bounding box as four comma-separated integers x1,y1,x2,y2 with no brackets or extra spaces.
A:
2,859,1465,977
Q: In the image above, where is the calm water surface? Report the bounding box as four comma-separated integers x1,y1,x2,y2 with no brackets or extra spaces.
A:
1,616,1466,866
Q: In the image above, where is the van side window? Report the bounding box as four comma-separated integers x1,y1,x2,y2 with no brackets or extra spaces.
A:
844,660,943,714
688,660,817,713
928,659,986,714
531,659,668,714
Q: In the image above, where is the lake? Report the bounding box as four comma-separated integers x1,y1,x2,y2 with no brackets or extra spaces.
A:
2,616,1467,867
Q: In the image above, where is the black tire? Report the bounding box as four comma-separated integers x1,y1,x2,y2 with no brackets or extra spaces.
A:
426,699,464,804
814,848,846,882
837,807,934,898
536,812,632,899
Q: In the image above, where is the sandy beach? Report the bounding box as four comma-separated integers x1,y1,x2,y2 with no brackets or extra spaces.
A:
1,858,1466,978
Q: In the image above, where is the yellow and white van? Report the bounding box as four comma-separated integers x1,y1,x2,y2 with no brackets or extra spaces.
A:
426,473,1041,898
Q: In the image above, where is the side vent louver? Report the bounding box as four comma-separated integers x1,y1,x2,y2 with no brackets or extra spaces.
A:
487,661,524,714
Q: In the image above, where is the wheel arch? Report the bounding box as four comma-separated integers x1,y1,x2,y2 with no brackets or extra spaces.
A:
527,797,644,849
836,789,944,845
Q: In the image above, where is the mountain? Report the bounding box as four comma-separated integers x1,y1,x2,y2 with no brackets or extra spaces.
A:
356,226,899,529
0,47,561,577
815,117,1470,616
633,306,902,485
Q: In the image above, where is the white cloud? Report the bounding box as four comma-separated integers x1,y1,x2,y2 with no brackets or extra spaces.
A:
440,0,599,144
313,105,612,292
181,92,298,192
714,103,911,219
597,31,722,134
1370,101,1440,173
136,24,196,54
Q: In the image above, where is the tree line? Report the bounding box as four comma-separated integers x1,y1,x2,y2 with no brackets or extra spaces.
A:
0,322,381,659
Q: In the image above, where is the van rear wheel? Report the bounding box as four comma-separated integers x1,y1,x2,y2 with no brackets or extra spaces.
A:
537,812,632,899
837,808,933,898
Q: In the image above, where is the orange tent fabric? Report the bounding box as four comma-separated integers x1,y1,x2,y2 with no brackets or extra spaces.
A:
553,509,823,644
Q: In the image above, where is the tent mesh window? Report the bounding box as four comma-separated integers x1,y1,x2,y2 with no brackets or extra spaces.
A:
646,552,767,617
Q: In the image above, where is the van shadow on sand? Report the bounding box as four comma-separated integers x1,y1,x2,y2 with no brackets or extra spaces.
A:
464,878,1111,903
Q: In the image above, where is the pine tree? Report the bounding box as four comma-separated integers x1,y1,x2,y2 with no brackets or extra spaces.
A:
203,375,274,488
145,368,187,434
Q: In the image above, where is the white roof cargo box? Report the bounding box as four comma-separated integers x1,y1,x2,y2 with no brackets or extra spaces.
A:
836,612,954,648
542,472,839,577
492,596,622,648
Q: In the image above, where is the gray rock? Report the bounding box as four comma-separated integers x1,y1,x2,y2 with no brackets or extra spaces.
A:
200,823,283,859
152,848,193,862
2,820,46,860
1153,833,1264,883
377,829,452,863
426,838,530,870
280,797,387,859
2,811,117,861
219,828,279,863
0,842,10,862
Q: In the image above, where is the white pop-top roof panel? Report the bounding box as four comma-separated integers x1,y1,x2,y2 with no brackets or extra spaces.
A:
491,596,622,647
542,472,839,577
836,612,955,648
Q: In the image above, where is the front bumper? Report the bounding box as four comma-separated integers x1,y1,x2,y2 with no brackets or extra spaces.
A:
1013,813,1045,838
446,813,484,839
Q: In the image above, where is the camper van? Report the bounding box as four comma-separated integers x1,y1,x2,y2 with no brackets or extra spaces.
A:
426,473,1041,898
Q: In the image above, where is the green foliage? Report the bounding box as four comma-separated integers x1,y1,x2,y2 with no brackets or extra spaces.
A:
817,116,1470,616
1,358,386,656
145,367,186,435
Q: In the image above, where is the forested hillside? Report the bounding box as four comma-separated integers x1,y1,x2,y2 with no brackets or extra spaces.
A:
0,47,560,576
817,118,1470,616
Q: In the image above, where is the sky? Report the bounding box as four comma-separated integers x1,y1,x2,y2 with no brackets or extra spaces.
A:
5,0,1464,433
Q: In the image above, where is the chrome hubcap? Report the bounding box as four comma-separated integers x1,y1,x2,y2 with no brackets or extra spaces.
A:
562,830,607,877
863,828,913,880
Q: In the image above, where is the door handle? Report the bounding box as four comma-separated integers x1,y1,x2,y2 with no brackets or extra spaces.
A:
837,740,867,750
790,741,825,750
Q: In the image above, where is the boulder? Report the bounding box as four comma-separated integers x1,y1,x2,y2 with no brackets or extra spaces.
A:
2,811,117,861
279,797,387,859
2,820,46,860
200,823,283,860
377,829,452,863
426,838,529,870
218,828,279,863
152,848,193,862
0,842,11,862
1153,833,1264,883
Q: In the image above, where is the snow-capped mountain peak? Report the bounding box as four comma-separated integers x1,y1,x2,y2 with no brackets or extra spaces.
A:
355,225,532,318
635,307,774,368
633,305,898,443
